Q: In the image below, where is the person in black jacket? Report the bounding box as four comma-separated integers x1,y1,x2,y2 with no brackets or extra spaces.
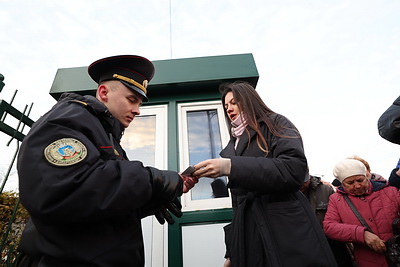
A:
193,81,337,267
16,55,197,267
377,96,400,189
378,95,400,145
301,174,355,267
388,158,400,188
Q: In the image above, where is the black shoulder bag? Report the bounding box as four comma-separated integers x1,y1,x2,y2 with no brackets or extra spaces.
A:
343,195,400,267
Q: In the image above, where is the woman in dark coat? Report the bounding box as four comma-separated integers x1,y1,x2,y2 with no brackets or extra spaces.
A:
193,81,336,267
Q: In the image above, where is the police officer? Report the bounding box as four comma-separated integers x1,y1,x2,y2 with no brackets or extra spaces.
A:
16,55,196,266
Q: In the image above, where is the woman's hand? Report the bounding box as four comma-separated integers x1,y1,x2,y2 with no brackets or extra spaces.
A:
193,158,231,178
364,231,387,253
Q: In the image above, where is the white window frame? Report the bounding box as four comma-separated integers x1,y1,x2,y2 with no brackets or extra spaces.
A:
178,101,232,211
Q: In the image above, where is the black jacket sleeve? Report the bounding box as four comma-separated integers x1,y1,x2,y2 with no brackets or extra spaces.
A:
378,95,400,145
389,168,400,189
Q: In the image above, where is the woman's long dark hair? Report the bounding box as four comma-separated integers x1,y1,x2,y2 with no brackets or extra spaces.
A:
219,81,299,155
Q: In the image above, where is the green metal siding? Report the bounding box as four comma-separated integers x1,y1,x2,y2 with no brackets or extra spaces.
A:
49,53,259,101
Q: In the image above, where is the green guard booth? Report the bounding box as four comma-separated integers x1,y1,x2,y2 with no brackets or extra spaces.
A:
50,53,259,267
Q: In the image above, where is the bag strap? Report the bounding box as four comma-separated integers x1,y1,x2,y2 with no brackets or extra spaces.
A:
343,195,373,233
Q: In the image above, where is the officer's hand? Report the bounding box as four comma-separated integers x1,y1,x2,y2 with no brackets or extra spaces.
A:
154,207,173,225
166,197,182,218
154,198,182,225
148,168,183,201
181,175,199,193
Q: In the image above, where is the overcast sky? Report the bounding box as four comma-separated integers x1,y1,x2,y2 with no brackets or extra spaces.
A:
1,0,399,190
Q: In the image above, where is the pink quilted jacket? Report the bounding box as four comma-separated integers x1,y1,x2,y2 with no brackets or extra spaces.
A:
323,181,400,267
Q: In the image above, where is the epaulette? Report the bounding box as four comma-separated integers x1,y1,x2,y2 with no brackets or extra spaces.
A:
69,99,98,116
69,99,88,106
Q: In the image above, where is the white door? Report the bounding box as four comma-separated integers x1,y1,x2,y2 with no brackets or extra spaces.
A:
178,101,232,267
121,105,168,267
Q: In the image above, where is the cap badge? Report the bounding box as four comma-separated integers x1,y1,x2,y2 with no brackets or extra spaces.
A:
44,138,87,166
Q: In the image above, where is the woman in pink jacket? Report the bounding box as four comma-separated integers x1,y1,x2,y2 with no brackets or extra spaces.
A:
324,158,400,267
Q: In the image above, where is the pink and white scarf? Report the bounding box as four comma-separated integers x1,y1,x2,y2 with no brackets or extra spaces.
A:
231,113,248,148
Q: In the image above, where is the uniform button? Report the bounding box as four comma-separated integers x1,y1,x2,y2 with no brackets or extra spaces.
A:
369,218,373,222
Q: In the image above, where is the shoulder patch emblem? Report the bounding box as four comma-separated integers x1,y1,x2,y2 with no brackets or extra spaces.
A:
44,138,88,166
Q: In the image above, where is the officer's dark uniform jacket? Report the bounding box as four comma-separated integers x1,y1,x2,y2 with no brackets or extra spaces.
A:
17,93,181,266
221,114,337,267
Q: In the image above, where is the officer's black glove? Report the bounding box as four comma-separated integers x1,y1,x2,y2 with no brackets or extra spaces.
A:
147,167,183,201
154,198,182,225
144,168,184,225
139,197,182,224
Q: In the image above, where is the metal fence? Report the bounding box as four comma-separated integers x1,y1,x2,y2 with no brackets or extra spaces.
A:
0,74,34,266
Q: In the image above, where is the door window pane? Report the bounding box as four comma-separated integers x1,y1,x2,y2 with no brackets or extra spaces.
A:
179,101,231,211
186,110,229,200
121,115,156,166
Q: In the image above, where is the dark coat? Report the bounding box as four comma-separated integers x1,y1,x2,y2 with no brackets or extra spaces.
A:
378,95,400,145
389,168,400,188
307,175,335,226
221,114,337,267
306,176,354,267
17,93,180,266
